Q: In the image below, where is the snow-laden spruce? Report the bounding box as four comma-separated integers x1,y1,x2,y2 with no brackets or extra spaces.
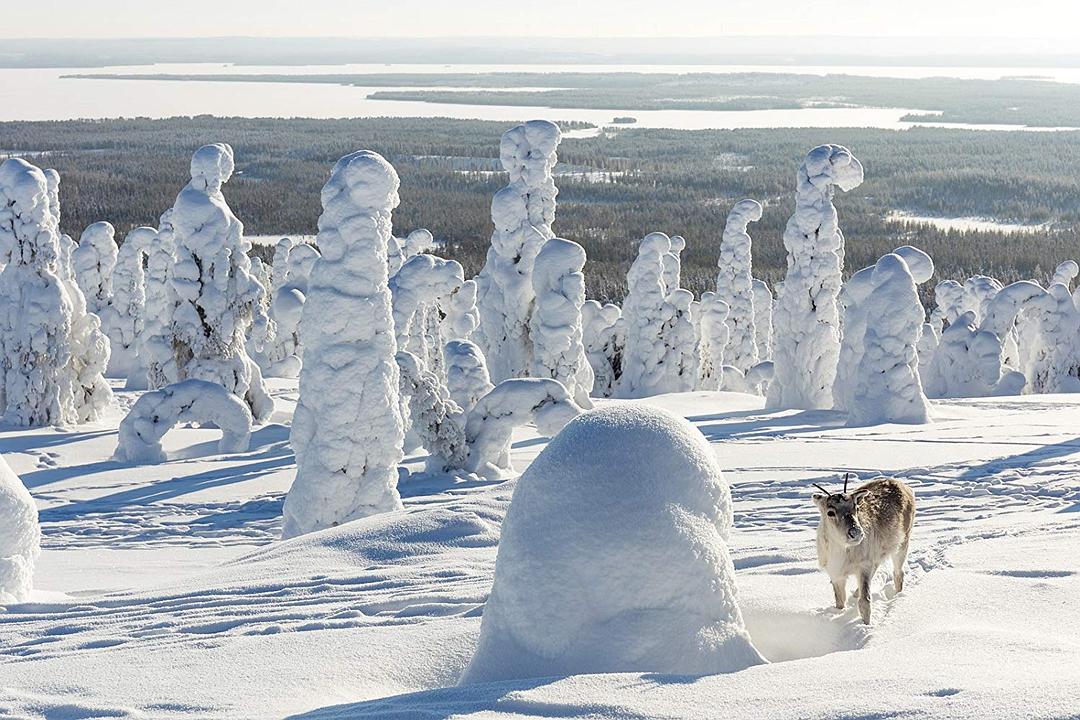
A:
581,300,622,398
768,145,863,410
104,227,154,379
463,378,581,480
141,209,179,390
834,245,933,413
396,351,469,472
663,234,685,291
390,253,464,377
697,292,730,390
848,253,932,425
73,221,117,316
462,404,765,683
660,288,700,393
444,279,480,342
475,120,561,382
263,242,321,378
0,455,39,604
114,379,253,464
619,232,673,398
530,237,594,408
923,283,1048,400
444,339,494,416
0,158,77,426
167,144,272,422
751,278,773,361
283,151,405,539
716,199,762,372
45,169,113,423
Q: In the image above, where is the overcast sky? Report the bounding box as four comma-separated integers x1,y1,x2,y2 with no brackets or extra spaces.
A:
12,0,1080,40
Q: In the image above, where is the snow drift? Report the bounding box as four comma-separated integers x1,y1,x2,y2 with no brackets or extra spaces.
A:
462,403,765,684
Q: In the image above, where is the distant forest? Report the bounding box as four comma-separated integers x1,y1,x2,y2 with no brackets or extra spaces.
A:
2,116,1078,303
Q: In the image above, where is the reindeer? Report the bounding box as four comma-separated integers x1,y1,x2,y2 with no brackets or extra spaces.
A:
812,474,915,625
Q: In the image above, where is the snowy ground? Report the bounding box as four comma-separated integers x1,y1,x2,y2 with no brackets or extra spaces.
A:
1,380,1078,718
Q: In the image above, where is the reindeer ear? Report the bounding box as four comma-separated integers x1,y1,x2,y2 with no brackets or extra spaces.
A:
852,488,870,504
812,493,827,509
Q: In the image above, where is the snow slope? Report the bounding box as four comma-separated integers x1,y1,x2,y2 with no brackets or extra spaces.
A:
1,380,1078,718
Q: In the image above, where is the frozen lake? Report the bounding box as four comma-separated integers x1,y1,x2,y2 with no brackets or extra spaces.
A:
887,211,1052,234
1,63,1079,131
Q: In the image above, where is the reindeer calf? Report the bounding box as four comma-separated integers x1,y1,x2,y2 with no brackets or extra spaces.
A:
812,476,915,625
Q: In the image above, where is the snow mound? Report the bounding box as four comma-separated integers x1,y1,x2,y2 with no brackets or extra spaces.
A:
0,455,39,604
461,404,765,684
114,379,253,464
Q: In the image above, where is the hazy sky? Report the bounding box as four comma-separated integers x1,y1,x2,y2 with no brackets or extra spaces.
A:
13,0,1080,39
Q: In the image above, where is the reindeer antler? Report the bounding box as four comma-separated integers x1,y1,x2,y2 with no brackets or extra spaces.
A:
812,483,832,497
843,472,851,494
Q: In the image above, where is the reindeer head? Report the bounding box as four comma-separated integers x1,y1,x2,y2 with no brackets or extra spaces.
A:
812,474,870,547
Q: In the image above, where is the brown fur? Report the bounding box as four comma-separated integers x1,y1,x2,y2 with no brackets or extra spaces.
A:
813,477,915,624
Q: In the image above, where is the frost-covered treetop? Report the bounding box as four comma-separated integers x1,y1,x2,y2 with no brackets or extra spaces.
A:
892,245,934,284
403,228,435,256
0,159,52,253
793,144,864,236
500,119,561,188
321,150,400,223
190,143,234,191
1052,260,1079,289
725,199,763,238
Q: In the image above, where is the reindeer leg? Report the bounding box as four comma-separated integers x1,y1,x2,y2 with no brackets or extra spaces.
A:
831,576,847,609
893,540,909,593
857,570,872,625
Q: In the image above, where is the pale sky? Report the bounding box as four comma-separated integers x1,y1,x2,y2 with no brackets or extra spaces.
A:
12,0,1080,40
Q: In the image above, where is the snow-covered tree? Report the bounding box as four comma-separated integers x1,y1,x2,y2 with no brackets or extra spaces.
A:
930,279,965,331
261,242,321,379
283,150,405,538
848,253,931,425
530,237,593,408
141,209,178,390
698,292,729,390
768,144,864,410
475,120,561,382
270,237,299,294
659,288,699,393
751,278,773,361
444,339,494,416
390,253,465,377
663,234,685,291
463,377,581,479
72,221,117,316
461,404,764,684
1052,260,1079,289
44,169,113,421
114,379,253,464
396,350,469,472
104,226,154,379
581,300,622,398
0,456,40,604
444,279,480,342
715,199,762,372
1022,281,1080,393
834,245,933,413
0,158,77,426
619,232,671,398
167,143,272,422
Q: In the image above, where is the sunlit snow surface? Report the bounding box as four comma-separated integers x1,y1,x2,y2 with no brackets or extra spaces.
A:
1,380,1078,718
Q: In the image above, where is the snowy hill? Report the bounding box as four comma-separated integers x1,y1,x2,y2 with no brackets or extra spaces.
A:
1,380,1078,718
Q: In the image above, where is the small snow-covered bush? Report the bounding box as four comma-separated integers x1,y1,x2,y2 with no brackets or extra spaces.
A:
284,150,405,538
659,287,700,393
396,351,468,472
476,120,561,382
113,379,253,464
444,279,480,342
530,237,593,408
141,209,179,390
463,378,581,480
73,221,117,316
0,455,40,604
716,199,762,372
848,253,931,425
461,404,765,683
768,145,863,410
581,300,623,398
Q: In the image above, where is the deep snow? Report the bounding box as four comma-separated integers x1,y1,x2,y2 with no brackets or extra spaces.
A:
0,381,1078,718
